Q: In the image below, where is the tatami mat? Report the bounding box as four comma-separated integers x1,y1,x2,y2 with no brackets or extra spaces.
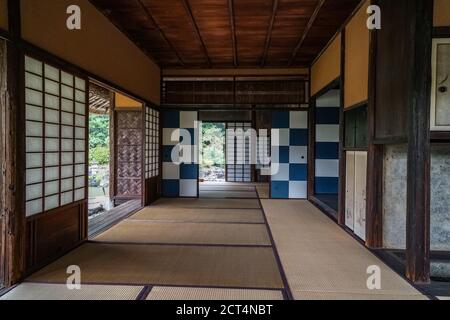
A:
261,200,427,300
256,185,270,199
199,185,256,192
94,220,271,246
199,190,258,199
28,243,284,289
0,283,143,300
293,290,429,300
128,207,265,224
146,286,284,300
154,198,261,209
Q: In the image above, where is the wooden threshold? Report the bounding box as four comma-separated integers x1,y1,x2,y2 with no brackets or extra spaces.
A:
88,200,142,238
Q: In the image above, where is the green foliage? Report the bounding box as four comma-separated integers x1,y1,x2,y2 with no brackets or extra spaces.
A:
89,114,110,165
201,123,225,168
89,145,110,165
89,115,110,149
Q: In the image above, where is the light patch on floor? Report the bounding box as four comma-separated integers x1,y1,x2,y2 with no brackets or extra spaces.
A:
154,198,261,209
0,283,143,300
261,200,427,300
128,207,265,224
94,220,271,246
146,286,284,300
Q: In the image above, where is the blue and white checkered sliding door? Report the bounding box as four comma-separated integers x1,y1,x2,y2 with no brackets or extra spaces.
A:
271,111,308,199
162,111,198,198
315,98,340,194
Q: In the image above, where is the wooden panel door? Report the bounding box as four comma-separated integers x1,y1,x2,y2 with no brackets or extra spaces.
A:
354,151,368,240
114,110,143,205
345,151,355,231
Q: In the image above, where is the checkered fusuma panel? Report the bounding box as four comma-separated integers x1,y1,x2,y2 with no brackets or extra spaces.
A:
270,111,308,199
162,111,198,198
315,96,340,194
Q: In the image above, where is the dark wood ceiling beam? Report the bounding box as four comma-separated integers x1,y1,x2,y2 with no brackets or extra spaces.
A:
136,0,185,67
181,0,212,68
261,0,279,67
228,0,238,67
288,0,326,66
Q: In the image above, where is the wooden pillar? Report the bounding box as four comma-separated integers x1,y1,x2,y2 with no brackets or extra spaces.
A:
337,29,346,226
365,0,383,248
405,0,433,283
2,0,25,286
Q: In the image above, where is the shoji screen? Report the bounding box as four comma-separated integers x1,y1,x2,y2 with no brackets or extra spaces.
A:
226,122,252,182
25,56,87,217
145,106,160,179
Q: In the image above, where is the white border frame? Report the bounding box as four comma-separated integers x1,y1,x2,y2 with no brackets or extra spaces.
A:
431,38,450,131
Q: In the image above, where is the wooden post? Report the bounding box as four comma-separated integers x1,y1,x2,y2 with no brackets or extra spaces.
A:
405,0,433,283
365,0,383,248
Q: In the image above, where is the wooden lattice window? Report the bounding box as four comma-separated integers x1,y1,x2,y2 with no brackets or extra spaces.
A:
145,106,160,179
226,122,252,182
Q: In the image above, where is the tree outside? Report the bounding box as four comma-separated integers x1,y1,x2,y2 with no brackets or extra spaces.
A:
200,122,226,181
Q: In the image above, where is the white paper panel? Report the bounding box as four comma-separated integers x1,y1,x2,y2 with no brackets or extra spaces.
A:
45,124,60,138
75,102,85,115
62,99,74,112
61,112,74,125
75,164,85,176
45,79,59,95
75,127,85,139
45,94,59,110
61,152,74,165
26,105,43,121
74,188,85,201
45,195,59,211
45,108,59,123
61,126,74,138
45,167,59,181
26,121,43,137
25,56,43,75
45,181,59,196
44,64,59,81
61,178,73,192
26,168,42,185
75,152,85,164
75,77,85,91
26,72,43,91
26,199,42,217
345,151,355,231
62,139,74,151
75,115,85,127
45,153,59,167
26,89,43,106
26,137,43,152
61,71,74,86
45,138,59,152
75,89,85,103
74,176,85,189
26,153,43,169
26,184,43,201
354,151,367,241
61,192,73,206
61,85,74,99
75,140,85,151
61,165,73,178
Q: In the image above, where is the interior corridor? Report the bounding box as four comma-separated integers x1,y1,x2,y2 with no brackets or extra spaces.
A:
0,185,426,300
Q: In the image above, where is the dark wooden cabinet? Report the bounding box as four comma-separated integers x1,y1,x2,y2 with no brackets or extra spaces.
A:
344,105,368,149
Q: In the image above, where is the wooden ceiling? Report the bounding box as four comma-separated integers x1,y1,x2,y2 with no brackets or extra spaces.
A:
90,0,361,68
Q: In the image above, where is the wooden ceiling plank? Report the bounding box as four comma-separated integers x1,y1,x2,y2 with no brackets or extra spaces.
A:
288,0,326,66
228,0,238,67
261,0,279,67
136,0,186,67
180,0,212,68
